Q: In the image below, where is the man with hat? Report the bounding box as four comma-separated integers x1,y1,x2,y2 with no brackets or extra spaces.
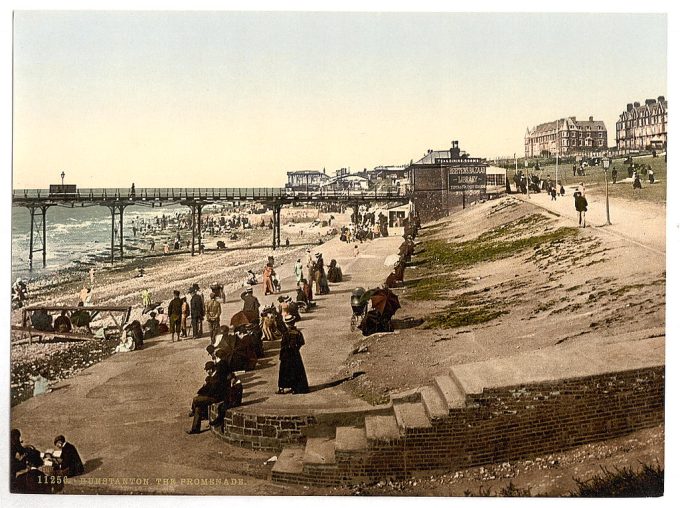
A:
240,286,260,321
190,286,205,339
276,315,309,394
167,290,183,341
187,361,228,434
205,292,222,345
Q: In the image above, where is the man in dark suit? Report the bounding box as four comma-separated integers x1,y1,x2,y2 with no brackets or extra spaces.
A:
186,361,229,434
240,287,260,321
54,434,85,476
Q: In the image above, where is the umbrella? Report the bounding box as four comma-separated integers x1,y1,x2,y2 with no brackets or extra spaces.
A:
230,311,252,327
369,288,401,319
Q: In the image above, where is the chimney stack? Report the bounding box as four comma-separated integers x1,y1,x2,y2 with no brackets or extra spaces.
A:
589,116,594,122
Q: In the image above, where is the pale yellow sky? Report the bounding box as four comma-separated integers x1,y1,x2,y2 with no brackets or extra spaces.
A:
12,11,667,189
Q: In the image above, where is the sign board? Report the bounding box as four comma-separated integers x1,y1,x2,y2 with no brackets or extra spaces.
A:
448,168,486,191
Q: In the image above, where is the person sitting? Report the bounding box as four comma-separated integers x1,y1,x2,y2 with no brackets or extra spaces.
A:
53,434,84,477
31,308,53,332
143,311,160,339
327,259,343,283
187,361,229,434
156,308,169,334
70,302,92,333
124,320,144,350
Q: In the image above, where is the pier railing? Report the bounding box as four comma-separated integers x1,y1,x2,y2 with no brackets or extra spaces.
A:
12,186,409,203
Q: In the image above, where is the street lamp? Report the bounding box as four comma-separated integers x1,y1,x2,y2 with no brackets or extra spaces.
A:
602,158,612,225
60,171,65,189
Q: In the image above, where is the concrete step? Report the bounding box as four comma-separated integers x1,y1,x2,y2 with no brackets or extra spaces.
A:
335,426,368,452
394,401,432,431
303,436,336,465
365,414,400,442
434,375,466,410
419,385,449,420
271,447,304,475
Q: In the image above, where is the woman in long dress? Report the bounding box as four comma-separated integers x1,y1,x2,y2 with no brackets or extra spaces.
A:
263,264,276,295
276,316,309,394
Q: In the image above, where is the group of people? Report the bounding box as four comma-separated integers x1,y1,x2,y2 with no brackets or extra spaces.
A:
11,429,84,493
29,304,92,334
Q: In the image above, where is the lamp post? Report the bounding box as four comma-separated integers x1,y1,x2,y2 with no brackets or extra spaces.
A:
60,171,65,190
603,157,612,225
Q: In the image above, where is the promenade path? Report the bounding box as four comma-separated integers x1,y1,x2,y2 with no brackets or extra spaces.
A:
10,234,402,494
515,185,666,255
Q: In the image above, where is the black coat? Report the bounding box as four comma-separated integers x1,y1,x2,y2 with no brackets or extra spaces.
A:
167,296,183,318
278,328,309,393
190,293,204,319
57,442,84,476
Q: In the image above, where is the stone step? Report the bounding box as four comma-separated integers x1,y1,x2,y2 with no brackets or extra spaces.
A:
434,375,466,410
303,436,336,465
365,414,400,442
271,447,304,475
335,426,368,452
394,401,432,432
419,385,449,420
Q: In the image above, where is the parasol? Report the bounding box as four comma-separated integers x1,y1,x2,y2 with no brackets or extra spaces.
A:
368,288,401,319
230,311,252,327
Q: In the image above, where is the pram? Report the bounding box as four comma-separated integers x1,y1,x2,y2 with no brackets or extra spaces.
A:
350,287,367,331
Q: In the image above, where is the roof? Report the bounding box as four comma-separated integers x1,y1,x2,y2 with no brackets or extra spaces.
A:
414,150,452,164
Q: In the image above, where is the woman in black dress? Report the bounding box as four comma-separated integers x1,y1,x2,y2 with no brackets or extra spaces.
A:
276,315,309,394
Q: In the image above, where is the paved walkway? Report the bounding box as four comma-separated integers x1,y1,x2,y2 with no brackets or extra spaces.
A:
516,187,666,255
10,234,402,493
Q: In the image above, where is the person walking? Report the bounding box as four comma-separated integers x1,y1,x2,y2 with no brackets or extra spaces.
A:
293,258,304,285
574,191,588,228
276,315,309,394
205,292,222,345
180,295,190,338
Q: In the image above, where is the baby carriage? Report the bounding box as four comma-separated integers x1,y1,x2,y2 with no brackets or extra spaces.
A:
350,287,367,331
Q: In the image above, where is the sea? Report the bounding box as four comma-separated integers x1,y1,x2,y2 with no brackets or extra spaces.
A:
11,203,197,282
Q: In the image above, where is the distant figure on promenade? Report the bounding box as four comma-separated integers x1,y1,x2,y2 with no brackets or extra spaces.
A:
164,242,170,255
263,264,276,295
168,290,183,341
648,169,655,184
327,259,343,283
611,167,618,184
79,284,92,306
205,293,222,345
130,183,136,197
190,288,205,339
244,270,257,286
285,237,290,247
550,187,557,201
180,295,190,338
54,310,72,333
633,173,643,192
573,191,588,228
53,435,84,477
353,244,359,258
241,287,260,321
294,258,304,284
559,184,565,197
276,315,309,394
150,239,155,252
141,288,153,312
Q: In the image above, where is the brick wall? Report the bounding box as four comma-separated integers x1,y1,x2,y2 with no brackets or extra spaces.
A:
274,366,664,486
210,405,317,451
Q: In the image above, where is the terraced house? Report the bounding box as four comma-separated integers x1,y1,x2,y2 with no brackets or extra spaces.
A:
524,116,607,158
615,97,667,153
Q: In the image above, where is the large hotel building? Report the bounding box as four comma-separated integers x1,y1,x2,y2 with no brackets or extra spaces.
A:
615,97,667,153
525,116,607,158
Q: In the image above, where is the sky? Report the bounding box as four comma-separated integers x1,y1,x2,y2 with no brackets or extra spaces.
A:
11,11,667,189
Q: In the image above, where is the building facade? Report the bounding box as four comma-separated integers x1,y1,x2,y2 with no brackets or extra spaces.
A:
408,140,489,222
285,170,329,191
615,97,667,153
525,116,607,158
